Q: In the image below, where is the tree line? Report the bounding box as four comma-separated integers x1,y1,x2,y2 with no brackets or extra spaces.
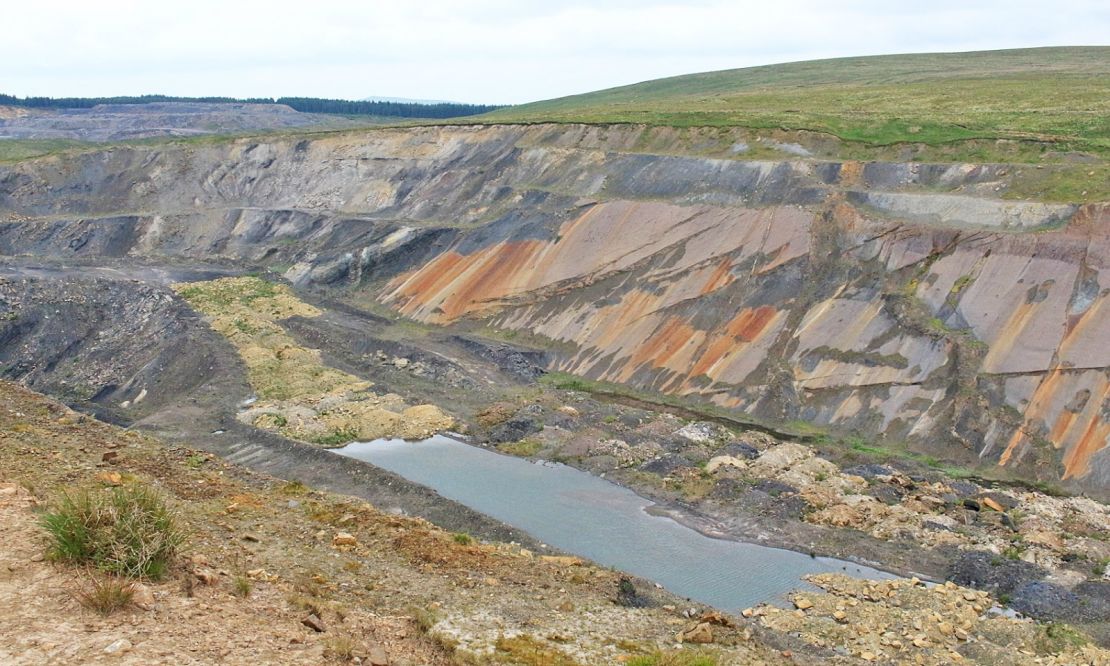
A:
0,94,505,119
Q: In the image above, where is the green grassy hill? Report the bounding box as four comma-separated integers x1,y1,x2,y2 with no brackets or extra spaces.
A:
484,47,1110,154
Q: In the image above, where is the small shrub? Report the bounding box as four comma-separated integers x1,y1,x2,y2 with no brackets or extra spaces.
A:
232,575,252,597
452,532,474,546
72,574,134,615
41,484,184,580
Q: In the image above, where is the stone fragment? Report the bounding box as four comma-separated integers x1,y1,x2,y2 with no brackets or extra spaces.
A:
96,471,123,486
332,532,358,547
367,646,390,665
302,614,326,633
131,583,155,610
980,497,1005,512
104,639,132,654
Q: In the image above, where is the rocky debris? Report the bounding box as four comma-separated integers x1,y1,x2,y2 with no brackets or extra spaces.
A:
673,422,729,444
487,417,542,444
948,551,1046,597
447,336,548,381
754,574,1109,665
718,441,760,459
1011,581,1110,623
748,442,814,476
705,454,749,473
751,479,797,496
693,432,1110,616
587,438,662,468
639,454,688,476
843,464,896,479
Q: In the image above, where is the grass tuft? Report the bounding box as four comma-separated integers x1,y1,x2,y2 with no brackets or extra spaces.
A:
72,574,135,616
41,483,185,580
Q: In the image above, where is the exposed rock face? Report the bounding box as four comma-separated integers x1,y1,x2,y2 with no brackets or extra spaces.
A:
0,123,1107,491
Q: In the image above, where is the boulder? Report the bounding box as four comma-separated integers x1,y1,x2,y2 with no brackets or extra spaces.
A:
302,614,326,632
705,455,748,474
678,622,713,644
750,443,813,475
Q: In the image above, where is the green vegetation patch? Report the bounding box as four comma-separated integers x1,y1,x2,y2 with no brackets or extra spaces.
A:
497,439,543,457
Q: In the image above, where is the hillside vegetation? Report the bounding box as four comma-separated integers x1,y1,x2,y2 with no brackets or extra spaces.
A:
484,47,1110,157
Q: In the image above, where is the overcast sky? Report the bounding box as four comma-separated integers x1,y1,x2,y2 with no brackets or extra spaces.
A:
4,1,1108,105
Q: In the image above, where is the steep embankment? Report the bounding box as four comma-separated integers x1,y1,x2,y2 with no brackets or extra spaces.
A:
0,123,1108,491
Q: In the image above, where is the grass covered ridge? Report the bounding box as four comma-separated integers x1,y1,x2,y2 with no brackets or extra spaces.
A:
484,47,1110,158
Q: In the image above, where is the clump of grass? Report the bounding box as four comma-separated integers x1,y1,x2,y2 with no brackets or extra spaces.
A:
452,532,474,546
311,428,361,447
279,480,309,496
72,574,135,616
1035,623,1089,655
409,605,439,633
232,575,253,597
497,439,542,457
324,634,358,662
41,483,185,580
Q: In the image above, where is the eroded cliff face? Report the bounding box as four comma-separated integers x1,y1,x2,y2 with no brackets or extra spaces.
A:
0,124,1106,490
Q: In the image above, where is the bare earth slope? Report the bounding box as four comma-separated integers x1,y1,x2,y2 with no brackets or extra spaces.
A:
1,123,1109,493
